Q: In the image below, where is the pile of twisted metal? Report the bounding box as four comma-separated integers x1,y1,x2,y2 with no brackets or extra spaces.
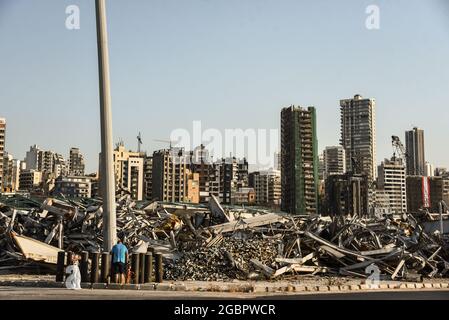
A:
1,193,448,281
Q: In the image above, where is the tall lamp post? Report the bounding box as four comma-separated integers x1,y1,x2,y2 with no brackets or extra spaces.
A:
95,0,116,251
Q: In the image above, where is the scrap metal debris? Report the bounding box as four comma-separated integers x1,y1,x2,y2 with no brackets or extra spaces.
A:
1,193,449,281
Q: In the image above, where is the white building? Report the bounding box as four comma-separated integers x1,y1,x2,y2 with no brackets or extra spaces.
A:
425,161,434,177
3,153,21,192
112,143,145,201
377,157,407,214
54,176,92,198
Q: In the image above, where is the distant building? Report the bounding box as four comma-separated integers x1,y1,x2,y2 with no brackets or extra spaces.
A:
185,170,200,203
188,145,220,203
144,156,153,201
318,152,325,181
249,169,281,206
112,143,145,200
435,167,447,177
274,152,281,171
325,173,370,216
0,118,5,191
2,153,21,192
405,127,425,176
406,176,449,213
53,176,92,198
425,162,434,177
324,146,346,178
217,157,248,205
235,187,256,205
25,145,41,171
340,95,376,182
24,145,67,177
19,169,42,192
152,148,198,203
377,157,407,214
373,190,391,216
69,148,85,176
281,105,319,215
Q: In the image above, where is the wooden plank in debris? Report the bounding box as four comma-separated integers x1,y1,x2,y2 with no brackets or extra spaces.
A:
290,265,329,274
250,259,275,277
320,245,346,259
273,266,292,278
391,259,405,280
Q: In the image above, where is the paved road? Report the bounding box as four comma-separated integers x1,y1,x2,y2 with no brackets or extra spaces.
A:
0,287,448,300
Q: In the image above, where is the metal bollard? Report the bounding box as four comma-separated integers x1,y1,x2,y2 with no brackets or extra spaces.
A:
80,251,89,283
101,252,111,283
155,253,163,283
131,253,140,284
144,252,153,283
90,252,100,284
56,251,66,282
139,253,146,284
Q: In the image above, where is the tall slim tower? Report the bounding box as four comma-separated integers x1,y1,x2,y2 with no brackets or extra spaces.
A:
0,118,5,191
405,127,425,176
96,0,116,251
340,95,376,182
281,105,319,215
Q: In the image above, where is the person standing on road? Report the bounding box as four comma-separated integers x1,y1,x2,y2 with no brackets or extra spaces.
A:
111,238,129,285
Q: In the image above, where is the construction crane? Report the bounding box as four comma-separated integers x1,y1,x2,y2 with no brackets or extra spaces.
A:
391,135,407,161
137,132,143,153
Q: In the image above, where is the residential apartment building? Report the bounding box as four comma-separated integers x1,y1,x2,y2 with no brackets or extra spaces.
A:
217,157,248,205
24,145,67,177
188,145,220,203
19,169,43,192
377,157,407,214
152,148,200,203
2,153,21,192
405,127,425,176
53,176,92,198
340,95,376,182
325,173,370,216
406,176,449,213
144,156,153,201
69,147,85,176
281,105,319,215
235,187,256,205
249,169,281,206
112,143,145,201
323,146,346,178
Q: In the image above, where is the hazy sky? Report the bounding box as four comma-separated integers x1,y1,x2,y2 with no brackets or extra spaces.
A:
1,0,449,172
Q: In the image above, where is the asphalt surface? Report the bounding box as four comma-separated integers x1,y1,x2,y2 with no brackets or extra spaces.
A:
0,287,448,300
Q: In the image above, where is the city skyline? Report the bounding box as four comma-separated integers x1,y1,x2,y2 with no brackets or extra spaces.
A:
1,1,449,172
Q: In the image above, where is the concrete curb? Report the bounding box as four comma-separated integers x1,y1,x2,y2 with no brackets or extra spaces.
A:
1,280,449,293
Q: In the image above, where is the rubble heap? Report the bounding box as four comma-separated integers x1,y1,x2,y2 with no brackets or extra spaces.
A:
1,193,448,281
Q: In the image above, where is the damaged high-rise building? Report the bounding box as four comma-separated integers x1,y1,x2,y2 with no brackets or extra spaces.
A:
340,95,376,182
281,105,319,215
